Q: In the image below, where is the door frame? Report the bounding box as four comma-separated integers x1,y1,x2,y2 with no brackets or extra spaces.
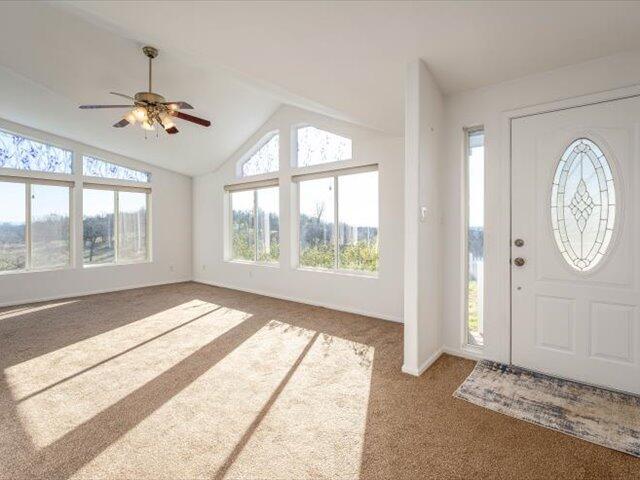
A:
499,84,640,365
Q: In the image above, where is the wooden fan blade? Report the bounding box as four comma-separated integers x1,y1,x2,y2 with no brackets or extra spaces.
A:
113,118,130,128
163,101,193,110
79,104,133,109
170,111,211,127
158,116,179,135
110,92,135,101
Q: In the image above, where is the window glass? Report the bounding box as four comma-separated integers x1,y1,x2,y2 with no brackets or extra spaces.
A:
240,134,279,177
338,171,378,272
257,187,279,263
0,181,26,271
118,191,148,262
299,177,335,269
296,126,352,167
83,189,115,265
83,156,150,183
0,130,73,174
467,129,484,346
231,190,255,261
551,138,615,272
31,184,70,269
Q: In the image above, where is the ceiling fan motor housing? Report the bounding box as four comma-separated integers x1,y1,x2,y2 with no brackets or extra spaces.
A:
135,92,165,105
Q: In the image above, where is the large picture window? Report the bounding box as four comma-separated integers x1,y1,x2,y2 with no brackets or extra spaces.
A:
297,167,378,274
83,187,149,266
0,179,71,273
228,184,279,263
465,128,484,347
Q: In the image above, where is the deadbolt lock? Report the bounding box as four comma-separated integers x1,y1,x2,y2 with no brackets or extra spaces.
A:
513,257,525,267
514,238,524,247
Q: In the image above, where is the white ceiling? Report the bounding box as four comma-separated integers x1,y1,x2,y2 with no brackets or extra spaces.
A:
3,1,640,175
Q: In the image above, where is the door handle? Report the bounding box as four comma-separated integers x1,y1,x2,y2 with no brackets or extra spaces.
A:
513,257,525,267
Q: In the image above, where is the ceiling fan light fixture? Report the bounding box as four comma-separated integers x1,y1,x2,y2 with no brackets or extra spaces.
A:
141,119,155,131
133,107,148,122
79,46,211,136
124,110,137,124
159,112,175,130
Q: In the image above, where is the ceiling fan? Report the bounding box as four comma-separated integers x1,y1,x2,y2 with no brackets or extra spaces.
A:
79,46,211,135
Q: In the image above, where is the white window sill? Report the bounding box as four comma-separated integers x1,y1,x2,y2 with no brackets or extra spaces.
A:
83,260,152,268
0,264,73,276
296,266,378,279
224,259,280,269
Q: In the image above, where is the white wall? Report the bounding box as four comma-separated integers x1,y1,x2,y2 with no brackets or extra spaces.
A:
442,51,640,363
402,60,444,375
193,105,404,322
0,117,192,307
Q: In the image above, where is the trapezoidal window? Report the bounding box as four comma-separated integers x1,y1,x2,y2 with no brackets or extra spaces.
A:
238,132,279,177
295,126,352,167
551,138,616,272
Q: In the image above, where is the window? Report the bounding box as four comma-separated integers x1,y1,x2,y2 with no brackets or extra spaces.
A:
551,138,616,272
257,187,279,262
83,156,150,183
238,132,279,177
118,191,148,263
297,167,378,273
83,189,115,265
228,185,279,263
0,129,73,174
0,181,26,271
30,184,71,269
295,126,352,167
465,128,484,347
299,177,335,269
0,179,71,273
83,187,149,265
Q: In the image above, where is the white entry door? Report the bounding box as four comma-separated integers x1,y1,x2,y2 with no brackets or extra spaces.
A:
511,96,640,395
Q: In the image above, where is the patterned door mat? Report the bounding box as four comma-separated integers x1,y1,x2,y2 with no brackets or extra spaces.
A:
454,360,640,457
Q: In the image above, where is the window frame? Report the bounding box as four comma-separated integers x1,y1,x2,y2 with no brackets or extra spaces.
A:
293,163,378,277
224,179,280,266
292,124,354,169
462,126,485,350
236,130,280,179
0,175,74,275
82,183,152,267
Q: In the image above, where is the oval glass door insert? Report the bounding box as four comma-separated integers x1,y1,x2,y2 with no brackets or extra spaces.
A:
551,138,616,271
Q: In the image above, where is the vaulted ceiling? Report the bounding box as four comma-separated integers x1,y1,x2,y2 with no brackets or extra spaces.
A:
2,1,640,175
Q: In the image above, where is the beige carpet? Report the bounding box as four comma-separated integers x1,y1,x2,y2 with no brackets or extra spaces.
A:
0,282,638,480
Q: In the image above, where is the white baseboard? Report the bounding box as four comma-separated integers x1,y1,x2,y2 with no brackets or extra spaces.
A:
0,277,193,309
193,277,403,324
402,348,443,376
442,345,485,361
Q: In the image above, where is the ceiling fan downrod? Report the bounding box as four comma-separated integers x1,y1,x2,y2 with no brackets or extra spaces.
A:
142,46,158,93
